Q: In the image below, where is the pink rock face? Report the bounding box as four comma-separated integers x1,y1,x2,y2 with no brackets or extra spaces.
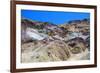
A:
21,23,33,43
21,28,30,43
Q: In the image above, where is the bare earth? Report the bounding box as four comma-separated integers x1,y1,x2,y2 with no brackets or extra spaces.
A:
21,40,90,63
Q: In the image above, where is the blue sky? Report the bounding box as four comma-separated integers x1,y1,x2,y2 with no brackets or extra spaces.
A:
21,10,90,25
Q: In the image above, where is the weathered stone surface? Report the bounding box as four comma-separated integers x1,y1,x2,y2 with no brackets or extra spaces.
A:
21,18,90,63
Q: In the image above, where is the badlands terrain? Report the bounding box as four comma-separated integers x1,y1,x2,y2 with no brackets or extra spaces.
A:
21,18,90,63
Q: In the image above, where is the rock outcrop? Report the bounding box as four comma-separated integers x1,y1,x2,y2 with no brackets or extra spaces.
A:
21,18,90,63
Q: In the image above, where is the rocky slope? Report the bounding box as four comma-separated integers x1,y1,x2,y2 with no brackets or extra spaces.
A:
21,18,90,63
